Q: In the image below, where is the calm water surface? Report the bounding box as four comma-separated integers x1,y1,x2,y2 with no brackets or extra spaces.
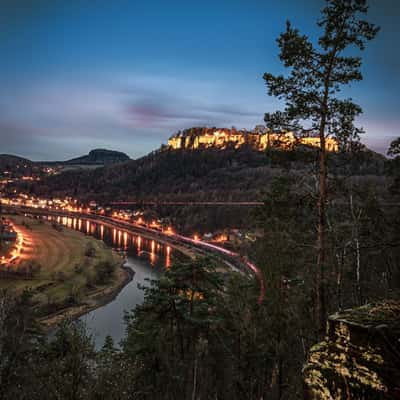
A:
80,256,157,349
46,215,180,348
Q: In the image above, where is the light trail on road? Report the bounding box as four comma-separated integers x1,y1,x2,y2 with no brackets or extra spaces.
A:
107,201,264,207
172,232,265,304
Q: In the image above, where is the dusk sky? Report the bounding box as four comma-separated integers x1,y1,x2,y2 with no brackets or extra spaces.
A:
1,0,399,160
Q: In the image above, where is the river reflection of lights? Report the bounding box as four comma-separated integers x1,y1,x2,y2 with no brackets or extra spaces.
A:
166,245,171,268
150,240,156,265
7,212,175,270
123,232,128,249
112,228,117,244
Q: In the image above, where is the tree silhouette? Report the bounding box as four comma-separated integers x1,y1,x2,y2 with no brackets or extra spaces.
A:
263,0,379,335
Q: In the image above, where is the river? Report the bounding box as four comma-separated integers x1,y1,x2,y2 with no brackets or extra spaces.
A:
46,215,182,349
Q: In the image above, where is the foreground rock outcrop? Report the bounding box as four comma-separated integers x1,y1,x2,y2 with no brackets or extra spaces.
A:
304,301,400,399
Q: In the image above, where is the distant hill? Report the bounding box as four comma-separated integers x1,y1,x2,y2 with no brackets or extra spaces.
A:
0,149,131,178
1,149,131,168
0,154,33,169
64,149,130,165
0,154,37,177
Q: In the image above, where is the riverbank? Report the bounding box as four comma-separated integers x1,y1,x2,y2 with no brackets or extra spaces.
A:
39,263,134,330
1,215,131,330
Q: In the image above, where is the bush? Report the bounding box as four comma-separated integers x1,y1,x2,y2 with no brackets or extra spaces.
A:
85,243,96,257
94,261,115,285
51,222,63,232
65,285,81,306
84,270,96,289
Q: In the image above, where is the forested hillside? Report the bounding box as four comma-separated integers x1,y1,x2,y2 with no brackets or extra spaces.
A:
22,145,386,203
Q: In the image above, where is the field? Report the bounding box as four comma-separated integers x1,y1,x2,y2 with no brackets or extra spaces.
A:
0,215,127,326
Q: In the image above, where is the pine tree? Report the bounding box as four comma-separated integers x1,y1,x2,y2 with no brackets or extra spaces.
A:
263,0,379,335
122,258,225,399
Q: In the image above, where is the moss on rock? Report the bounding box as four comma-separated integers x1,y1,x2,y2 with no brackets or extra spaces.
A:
303,301,400,399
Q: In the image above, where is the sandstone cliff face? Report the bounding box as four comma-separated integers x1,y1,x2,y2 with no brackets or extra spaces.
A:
167,127,339,152
303,301,400,399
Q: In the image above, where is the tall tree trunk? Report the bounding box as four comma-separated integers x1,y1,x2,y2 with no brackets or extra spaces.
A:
191,356,198,400
316,117,327,338
350,194,362,305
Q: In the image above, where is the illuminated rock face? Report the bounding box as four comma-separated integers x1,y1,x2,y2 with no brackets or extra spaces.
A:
167,127,339,152
303,302,400,399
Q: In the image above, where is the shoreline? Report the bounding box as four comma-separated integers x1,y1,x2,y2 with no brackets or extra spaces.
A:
1,214,135,332
39,260,135,331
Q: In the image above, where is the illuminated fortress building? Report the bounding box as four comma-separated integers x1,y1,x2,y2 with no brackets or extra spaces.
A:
167,126,338,152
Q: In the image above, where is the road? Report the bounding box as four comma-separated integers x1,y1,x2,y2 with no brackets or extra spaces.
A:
106,201,264,206
4,205,265,304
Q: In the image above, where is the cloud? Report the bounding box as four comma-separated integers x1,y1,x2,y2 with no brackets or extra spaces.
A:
118,75,263,131
0,73,266,159
1,72,396,159
125,99,260,128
